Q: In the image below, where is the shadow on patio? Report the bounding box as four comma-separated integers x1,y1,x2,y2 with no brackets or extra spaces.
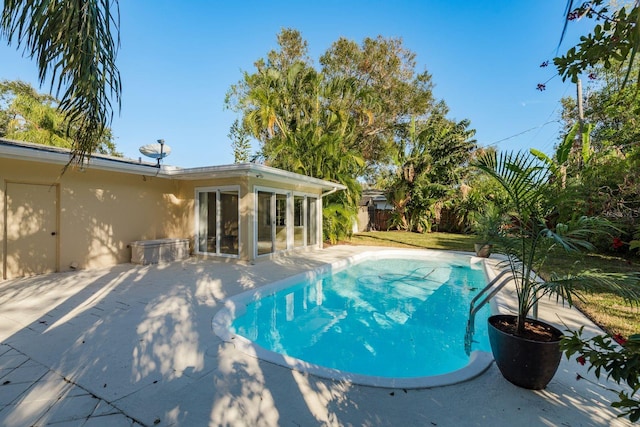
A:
0,246,633,426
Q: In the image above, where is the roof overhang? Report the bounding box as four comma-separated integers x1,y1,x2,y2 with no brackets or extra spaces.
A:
0,138,346,192
0,138,160,175
164,163,346,191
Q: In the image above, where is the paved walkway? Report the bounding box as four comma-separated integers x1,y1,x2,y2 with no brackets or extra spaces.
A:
0,345,139,426
0,246,633,426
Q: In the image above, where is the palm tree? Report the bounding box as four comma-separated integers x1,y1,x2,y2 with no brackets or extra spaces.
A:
1,0,121,164
242,60,372,241
385,104,476,232
475,149,640,336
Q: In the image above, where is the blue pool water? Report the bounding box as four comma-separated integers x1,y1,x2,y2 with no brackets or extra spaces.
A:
220,251,493,385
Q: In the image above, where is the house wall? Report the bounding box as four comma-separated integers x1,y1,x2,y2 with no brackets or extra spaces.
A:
182,176,325,262
1,156,332,279
0,158,188,279
176,178,250,260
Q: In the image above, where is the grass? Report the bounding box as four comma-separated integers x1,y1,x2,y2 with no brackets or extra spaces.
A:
344,230,477,251
541,251,640,337
343,231,640,337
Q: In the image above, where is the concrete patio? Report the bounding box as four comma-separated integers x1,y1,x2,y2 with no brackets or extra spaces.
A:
0,245,633,426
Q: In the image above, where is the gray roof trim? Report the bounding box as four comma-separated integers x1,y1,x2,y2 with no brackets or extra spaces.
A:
0,138,346,191
164,163,347,190
0,138,159,174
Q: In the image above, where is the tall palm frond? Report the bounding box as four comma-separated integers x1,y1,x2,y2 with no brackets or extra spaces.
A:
543,270,640,308
1,0,122,164
475,150,549,221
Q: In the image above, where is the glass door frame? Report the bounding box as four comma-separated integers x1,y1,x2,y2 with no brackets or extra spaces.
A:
253,186,321,259
194,185,240,258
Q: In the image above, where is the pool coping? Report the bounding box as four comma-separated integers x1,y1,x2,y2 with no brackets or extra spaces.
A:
212,248,498,389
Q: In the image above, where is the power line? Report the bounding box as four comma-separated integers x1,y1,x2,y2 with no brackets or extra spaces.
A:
483,83,573,152
485,120,559,146
533,84,574,154
529,84,572,145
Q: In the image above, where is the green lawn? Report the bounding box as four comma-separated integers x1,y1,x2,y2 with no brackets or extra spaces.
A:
343,231,640,336
344,231,477,251
541,251,640,337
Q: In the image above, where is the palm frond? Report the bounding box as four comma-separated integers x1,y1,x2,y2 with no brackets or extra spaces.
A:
474,150,549,219
2,0,121,164
543,270,640,308
546,216,616,253
557,1,575,54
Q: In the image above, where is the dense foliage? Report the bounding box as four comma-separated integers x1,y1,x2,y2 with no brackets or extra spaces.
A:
1,0,121,163
550,3,640,422
556,63,640,252
227,28,475,241
382,106,476,233
0,80,120,156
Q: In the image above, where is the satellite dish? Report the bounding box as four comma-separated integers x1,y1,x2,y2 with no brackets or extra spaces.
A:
139,139,171,167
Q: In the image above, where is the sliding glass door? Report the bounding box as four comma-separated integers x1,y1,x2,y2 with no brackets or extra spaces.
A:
257,191,273,255
255,189,319,257
275,193,288,251
220,190,239,255
294,195,305,247
307,196,318,246
196,187,239,257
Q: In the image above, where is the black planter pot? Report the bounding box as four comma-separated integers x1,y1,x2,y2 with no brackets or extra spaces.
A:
488,314,563,390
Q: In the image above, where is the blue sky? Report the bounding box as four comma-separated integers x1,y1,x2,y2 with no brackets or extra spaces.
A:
1,1,592,168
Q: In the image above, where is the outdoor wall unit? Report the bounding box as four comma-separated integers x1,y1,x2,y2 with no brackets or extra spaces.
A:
130,238,190,265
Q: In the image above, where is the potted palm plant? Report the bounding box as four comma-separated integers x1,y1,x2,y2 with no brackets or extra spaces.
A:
471,203,503,258
475,150,640,390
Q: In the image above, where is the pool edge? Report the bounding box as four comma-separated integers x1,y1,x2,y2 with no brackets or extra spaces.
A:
212,248,497,389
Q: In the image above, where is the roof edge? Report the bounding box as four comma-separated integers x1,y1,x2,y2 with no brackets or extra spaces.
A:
0,138,347,191
166,163,347,190
0,138,160,174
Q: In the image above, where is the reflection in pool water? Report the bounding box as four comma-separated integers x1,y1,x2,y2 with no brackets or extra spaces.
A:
214,250,494,388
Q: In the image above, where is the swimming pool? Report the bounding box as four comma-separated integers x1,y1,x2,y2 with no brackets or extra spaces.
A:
213,249,495,388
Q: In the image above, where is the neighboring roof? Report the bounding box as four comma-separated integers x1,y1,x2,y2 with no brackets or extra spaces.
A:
362,189,386,198
359,189,391,207
0,138,346,192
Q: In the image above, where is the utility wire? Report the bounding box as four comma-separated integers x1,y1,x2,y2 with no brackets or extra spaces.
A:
485,120,559,147
534,85,571,138
528,84,573,153
483,82,573,152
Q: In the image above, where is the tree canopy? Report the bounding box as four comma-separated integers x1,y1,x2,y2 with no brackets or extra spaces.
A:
0,79,120,156
226,29,438,169
228,118,252,163
1,0,121,163
383,103,477,232
226,28,476,239
320,35,435,165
